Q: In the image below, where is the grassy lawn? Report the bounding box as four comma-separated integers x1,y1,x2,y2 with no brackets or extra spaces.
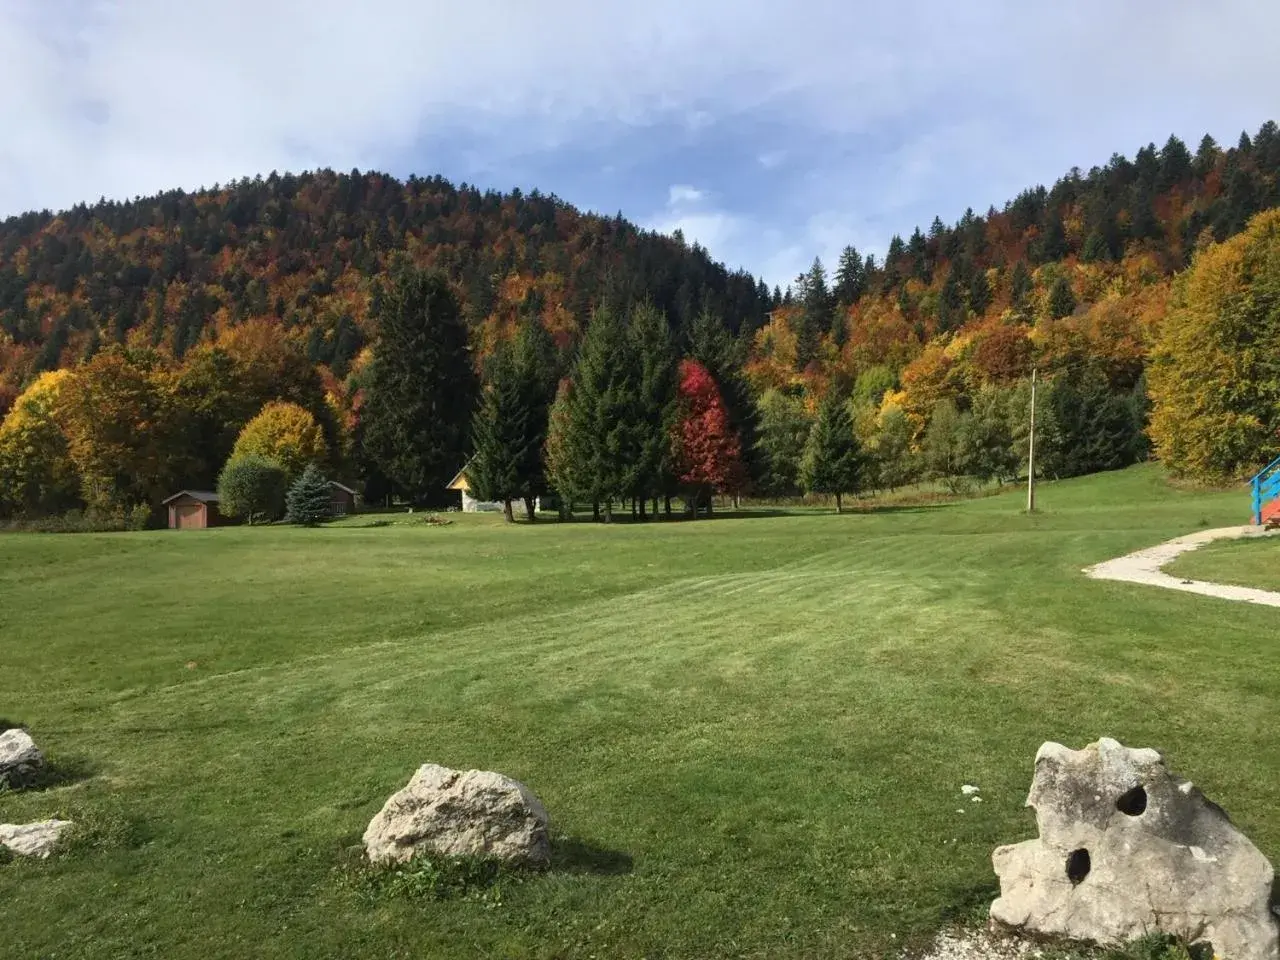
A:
1,464,1275,959
1165,534,1280,592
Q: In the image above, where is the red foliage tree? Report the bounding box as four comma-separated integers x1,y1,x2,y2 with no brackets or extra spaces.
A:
673,359,746,512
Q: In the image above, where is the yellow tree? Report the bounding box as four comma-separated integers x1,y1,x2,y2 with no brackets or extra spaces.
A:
1148,209,1280,480
0,370,80,517
231,401,328,481
57,348,179,508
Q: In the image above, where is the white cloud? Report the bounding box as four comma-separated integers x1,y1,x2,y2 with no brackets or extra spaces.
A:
668,184,705,206
1,0,1278,286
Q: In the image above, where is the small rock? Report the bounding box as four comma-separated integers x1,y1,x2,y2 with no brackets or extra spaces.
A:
961,784,981,796
0,820,73,858
971,796,983,803
364,763,550,867
0,729,44,788
991,737,1280,960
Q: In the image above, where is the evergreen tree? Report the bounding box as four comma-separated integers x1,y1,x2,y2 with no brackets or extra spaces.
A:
688,307,761,492
796,257,831,367
566,306,643,520
359,268,476,504
285,463,333,525
512,318,559,519
629,301,678,515
1193,134,1220,177
833,245,866,307
469,342,530,523
1046,273,1077,319
800,390,862,512
967,269,992,315
1010,261,1033,309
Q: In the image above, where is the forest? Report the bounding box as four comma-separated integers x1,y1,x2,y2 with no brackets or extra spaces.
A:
3,121,1280,525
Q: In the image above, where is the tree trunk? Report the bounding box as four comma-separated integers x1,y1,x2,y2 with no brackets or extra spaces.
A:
706,496,714,517
664,495,671,518
503,499,514,523
638,496,647,521
524,496,536,522
593,501,600,522
835,492,843,514
652,496,659,518
688,492,698,520
604,500,613,523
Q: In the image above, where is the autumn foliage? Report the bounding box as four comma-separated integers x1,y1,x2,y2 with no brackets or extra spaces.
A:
673,359,746,496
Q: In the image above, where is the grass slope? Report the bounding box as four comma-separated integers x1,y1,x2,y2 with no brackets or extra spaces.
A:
1165,535,1280,593
0,465,1274,960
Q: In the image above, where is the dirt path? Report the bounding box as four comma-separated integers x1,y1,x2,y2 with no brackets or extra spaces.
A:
1083,525,1280,606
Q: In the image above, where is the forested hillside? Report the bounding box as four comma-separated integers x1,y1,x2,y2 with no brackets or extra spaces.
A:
3,122,1280,525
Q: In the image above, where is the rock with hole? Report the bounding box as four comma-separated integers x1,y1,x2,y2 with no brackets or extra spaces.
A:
0,819,73,858
0,728,44,789
363,763,550,867
991,738,1280,960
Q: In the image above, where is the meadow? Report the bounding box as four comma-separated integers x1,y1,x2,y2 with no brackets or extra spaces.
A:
1,465,1276,960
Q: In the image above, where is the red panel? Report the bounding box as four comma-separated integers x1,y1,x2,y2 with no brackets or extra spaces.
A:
1261,500,1280,525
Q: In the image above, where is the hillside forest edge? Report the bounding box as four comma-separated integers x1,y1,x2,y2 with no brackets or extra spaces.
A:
4,123,1280,525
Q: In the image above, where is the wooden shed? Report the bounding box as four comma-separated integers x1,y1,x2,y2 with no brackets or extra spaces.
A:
163,490,225,530
329,481,358,517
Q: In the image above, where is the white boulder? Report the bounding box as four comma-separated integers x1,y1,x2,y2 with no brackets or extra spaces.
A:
0,728,44,788
363,763,550,867
991,738,1280,960
0,820,73,858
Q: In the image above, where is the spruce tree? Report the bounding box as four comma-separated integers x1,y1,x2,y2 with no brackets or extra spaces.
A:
285,463,333,525
469,342,531,523
629,301,678,516
800,390,862,512
512,318,559,520
1010,261,1034,309
833,245,866,307
1047,274,1077,319
359,267,477,504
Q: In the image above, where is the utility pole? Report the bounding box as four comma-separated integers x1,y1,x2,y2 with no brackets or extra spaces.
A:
1027,367,1037,513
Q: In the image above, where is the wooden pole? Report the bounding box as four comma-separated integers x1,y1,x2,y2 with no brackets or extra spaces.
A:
1027,367,1037,513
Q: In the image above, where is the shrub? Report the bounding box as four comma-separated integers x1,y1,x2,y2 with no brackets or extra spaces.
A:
217,455,287,524
285,464,332,525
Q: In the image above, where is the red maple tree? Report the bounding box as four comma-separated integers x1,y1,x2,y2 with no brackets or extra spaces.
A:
673,359,746,500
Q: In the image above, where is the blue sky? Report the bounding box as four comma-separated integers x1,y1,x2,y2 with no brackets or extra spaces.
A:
2,0,1278,287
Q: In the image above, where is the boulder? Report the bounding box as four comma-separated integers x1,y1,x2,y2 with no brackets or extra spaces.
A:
363,763,550,867
0,820,73,858
0,728,44,788
991,738,1280,960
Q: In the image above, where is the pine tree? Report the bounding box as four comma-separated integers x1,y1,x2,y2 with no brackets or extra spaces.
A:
469,343,531,523
800,390,862,512
629,301,678,516
797,257,831,367
512,318,559,520
833,245,866,307
1010,261,1034,309
285,463,332,525
1047,274,1077,319
359,267,477,504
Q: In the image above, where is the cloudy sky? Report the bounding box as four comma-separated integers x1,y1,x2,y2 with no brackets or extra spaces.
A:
2,1,1277,286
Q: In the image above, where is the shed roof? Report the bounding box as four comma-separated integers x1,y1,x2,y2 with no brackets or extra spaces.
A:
163,490,219,505
329,481,358,496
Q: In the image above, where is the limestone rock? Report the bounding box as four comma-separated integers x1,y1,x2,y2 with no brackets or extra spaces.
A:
363,763,550,867
0,728,44,788
991,738,1280,960
0,820,73,858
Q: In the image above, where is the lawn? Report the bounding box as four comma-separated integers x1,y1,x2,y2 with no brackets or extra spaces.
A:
1,464,1276,960
1165,534,1280,592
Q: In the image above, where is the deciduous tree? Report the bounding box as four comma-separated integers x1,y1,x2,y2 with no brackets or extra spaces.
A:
231,401,327,482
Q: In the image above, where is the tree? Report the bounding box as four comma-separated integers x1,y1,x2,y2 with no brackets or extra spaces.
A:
834,245,866,307
359,268,477,503
0,370,79,518
231,401,327,482
1046,273,1077,320
800,389,862,512
922,400,973,493
1148,209,1280,480
756,388,813,496
285,463,333,525
869,405,919,491
673,359,746,515
689,306,761,491
630,302,679,515
216,455,287,524
512,318,560,519
797,258,833,361
468,343,530,523
543,378,578,518
1042,370,1145,478
56,347,178,509
1010,261,1034,309
565,306,643,519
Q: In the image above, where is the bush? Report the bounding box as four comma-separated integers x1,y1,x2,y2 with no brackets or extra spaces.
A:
1,503,151,533
217,455,287,524
285,464,332,525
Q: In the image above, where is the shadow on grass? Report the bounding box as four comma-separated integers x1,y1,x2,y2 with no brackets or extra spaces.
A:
550,836,634,875
937,877,1000,928
20,755,99,792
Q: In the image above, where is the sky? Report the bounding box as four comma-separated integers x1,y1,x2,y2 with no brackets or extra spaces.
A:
1,1,1278,288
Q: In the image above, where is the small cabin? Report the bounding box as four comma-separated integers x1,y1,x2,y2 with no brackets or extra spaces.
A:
446,464,539,514
329,481,358,517
163,490,225,530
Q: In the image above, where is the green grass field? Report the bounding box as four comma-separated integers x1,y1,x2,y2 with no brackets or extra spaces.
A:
1,465,1276,960
1165,534,1280,592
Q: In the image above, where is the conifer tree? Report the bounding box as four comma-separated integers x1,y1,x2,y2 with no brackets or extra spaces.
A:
800,390,862,512
285,463,333,525
512,318,559,520
630,301,678,517
469,342,530,523
359,267,476,504
834,245,866,307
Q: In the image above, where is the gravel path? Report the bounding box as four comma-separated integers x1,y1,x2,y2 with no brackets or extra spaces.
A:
1083,524,1280,606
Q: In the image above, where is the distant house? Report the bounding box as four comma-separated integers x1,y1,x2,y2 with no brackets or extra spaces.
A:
163,490,225,530
329,481,358,517
446,463,539,514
